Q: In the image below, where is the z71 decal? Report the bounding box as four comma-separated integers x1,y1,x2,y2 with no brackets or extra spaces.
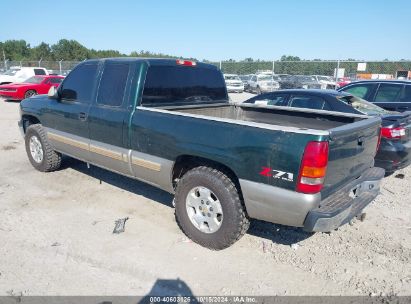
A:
259,167,294,182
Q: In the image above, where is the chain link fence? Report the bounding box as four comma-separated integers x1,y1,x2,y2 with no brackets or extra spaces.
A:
215,60,411,80
0,60,81,75
1,59,411,80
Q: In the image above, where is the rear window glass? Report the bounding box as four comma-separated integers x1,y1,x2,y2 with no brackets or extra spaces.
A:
375,83,403,102
142,66,227,106
34,69,46,75
289,95,330,110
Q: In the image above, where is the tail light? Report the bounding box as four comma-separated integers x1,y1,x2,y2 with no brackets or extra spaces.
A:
296,141,329,194
176,59,196,66
381,126,406,139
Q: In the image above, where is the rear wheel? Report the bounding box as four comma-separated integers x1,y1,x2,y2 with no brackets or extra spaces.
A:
24,90,37,99
174,166,249,250
25,124,62,172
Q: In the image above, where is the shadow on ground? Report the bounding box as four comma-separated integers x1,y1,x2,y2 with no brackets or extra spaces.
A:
139,278,199,303
65,157,313,245
65,157,174,208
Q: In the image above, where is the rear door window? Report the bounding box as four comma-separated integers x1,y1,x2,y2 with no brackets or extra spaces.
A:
289,95,330,110
60,63,98,103
375,83,403,102
342,84,375,99
142,65,227,106
97,62,130,107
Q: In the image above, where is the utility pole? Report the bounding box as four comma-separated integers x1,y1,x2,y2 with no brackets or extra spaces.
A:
2,49,6,70
272,60,275,74
39,58,42,67
59,59,63,75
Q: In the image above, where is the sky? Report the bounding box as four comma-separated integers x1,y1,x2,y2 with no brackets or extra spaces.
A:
1,0,410,61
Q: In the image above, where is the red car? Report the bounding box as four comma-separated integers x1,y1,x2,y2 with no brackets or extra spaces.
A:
336,77,351,88
0,75,64,101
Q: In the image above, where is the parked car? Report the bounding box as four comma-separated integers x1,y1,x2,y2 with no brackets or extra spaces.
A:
19,58,384,249
224,74,244,93
338,80,411,112
312,75,337,89
336,77,352,88
278,75,322,90
0,67,49,85
248,74,280,94
239,74,251,91
0,75,64,101
244,89,411,174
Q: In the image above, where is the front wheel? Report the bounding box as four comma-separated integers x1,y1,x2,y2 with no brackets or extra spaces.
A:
174,166,249,250
25,124,62,172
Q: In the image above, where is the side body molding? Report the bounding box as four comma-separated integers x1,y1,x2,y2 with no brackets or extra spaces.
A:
45,128,175,193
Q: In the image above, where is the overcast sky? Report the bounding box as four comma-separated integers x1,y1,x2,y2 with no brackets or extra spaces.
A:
2,0,410,61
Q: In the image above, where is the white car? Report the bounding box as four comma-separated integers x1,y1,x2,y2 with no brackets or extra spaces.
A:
311,75,337,90
0,67,49,85
224,74,244,93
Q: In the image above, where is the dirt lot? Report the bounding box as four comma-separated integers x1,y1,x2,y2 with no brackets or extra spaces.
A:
0,94,410,297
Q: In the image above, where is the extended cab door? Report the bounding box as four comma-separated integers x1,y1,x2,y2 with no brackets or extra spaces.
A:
87,60,135,175
44,62,99,161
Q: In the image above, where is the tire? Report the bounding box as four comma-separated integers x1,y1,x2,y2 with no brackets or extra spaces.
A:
24,90,37,99
25,124,62,172
174,166,249,250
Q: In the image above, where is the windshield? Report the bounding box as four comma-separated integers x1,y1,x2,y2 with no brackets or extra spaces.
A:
3,69,20,76
297,75,316,82
24,76,44,84
224,75,240,81
337,95,390,116
257,75,273,81
142,66,228,106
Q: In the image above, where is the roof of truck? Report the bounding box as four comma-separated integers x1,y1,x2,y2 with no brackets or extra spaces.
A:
83,58,219,69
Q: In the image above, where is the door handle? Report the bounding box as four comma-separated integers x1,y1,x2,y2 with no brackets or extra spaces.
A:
78,112,87,121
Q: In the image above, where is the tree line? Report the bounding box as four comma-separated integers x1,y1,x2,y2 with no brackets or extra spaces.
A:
0,39,186,61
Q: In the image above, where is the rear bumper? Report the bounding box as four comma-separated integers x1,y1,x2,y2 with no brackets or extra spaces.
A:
375,140,411,173
239,167,384,231
303,167,385,232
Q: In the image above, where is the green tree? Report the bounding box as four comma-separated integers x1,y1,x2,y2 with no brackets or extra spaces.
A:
2,40,31,60
51,39,90,60
30,42,52,60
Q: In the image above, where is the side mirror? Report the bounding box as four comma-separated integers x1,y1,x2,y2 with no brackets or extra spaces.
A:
48,86,59,99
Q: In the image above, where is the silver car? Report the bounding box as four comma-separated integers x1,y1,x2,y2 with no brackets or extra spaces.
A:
248,74,280,94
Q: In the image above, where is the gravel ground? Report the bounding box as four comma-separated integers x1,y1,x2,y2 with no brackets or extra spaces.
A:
0,95,410,297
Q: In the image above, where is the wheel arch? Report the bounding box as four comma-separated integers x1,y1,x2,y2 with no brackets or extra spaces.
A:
21,114,41,134
171,155,245,202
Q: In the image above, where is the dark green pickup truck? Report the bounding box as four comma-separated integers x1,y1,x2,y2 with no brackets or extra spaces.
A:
19,58,384,249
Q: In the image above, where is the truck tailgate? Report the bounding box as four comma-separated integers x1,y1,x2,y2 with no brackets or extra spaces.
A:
322,116,381,199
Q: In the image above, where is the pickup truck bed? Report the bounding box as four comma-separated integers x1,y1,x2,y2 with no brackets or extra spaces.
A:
19,58,384,249
171,103,361,130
